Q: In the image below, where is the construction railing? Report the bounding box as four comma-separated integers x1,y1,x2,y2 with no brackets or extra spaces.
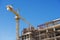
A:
38,20,60,29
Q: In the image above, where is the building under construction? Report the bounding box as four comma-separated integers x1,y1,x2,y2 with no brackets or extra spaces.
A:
20,18,60,40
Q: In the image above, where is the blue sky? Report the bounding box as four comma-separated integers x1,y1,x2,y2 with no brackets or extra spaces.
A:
0,0,60,40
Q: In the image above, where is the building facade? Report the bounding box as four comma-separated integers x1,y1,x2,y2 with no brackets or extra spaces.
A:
20,19,60,40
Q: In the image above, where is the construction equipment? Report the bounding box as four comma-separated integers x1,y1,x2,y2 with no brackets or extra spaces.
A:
6,5,34,40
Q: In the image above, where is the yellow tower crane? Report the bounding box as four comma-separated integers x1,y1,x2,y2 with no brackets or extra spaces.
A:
6,5,34,40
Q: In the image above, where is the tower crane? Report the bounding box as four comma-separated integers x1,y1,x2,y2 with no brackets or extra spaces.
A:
6,5,34,40
7,5,34,27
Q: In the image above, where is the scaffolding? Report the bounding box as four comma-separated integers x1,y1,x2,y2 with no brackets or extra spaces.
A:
20,19,60,40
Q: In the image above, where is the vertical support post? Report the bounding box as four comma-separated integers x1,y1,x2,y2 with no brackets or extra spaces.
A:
53,28,57,40
46,29,49,38
15,16,20,40
39,31,41,40
29,34,31,40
